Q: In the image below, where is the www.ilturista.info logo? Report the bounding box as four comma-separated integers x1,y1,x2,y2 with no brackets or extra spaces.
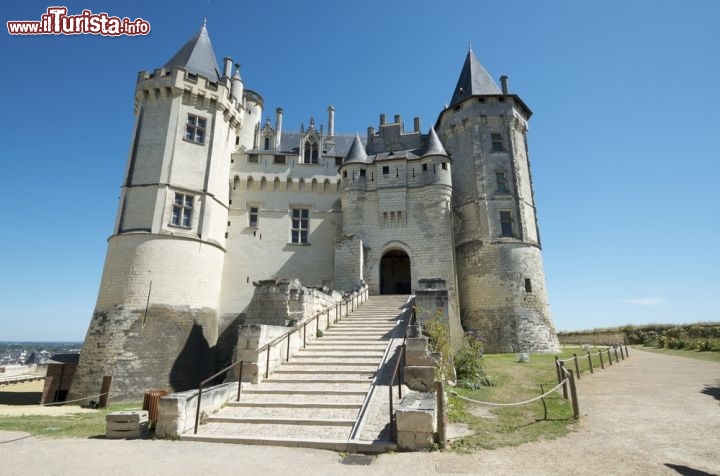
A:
7,7,151,36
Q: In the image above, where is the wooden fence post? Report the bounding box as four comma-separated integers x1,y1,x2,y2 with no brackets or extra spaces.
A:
554,356,561,386
607,348,613,366
625,345,629,357
559,362,568,399
573,353,581,379
599,350,605,369
587,352,594,374
614,347,619,363
436,381,447,449
99,375,112,408
568,369,580,419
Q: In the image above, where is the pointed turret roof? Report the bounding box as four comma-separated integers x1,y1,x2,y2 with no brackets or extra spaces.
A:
164,21,220,81
343,134,370,164
449,49,501,106
422,128,447,156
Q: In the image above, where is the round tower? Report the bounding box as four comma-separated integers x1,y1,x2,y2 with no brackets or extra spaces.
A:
437,50,560,353
70,24,245,400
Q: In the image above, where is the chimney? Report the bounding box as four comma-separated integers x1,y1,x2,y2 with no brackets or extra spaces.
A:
379,113,386,126
222,57,233,79
500,75,509,95
275,108,283,149
413,116,421,132
394,114,401,124
327,105,335,137
231,64,243,101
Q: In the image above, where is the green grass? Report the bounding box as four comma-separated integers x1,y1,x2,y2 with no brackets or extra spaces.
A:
447,350,580,452
632,345,720,363
0,403,141,438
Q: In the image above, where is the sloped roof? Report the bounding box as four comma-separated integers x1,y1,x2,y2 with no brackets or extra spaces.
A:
449,49,501,106
422,128,447,156
164,23,220,81
343,135,371,164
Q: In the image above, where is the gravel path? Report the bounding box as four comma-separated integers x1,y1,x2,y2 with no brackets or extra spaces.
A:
1,348,718,475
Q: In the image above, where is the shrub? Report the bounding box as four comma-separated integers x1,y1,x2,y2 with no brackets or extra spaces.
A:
454,330,491,389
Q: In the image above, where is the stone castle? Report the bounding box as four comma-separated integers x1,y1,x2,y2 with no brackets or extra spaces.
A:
69,23,559,401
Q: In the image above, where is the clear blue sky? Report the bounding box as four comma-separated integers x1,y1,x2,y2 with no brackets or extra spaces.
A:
2,0,719,341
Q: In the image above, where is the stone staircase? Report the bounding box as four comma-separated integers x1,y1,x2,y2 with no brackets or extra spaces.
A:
181,294,410,452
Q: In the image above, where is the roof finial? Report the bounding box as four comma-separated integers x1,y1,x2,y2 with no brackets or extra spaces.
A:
468,42,472,53
202,17,207,27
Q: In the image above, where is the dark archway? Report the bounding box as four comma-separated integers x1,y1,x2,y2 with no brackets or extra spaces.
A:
380,250,411,294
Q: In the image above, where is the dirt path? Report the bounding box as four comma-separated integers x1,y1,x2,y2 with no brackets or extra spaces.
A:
1,348,718,475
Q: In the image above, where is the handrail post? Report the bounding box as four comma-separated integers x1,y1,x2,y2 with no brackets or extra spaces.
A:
560,362,568,399
568,369,580,419
286,333,291,362
389,379,395,441
236,361,244,402
573,353,581,379
265,346,271,379
303,323,307,348
194,385,203,434
587,352,594,374
436,381,447,449
599,350,605,369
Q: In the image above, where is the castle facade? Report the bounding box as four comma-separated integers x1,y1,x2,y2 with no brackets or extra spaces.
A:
70,24,559,400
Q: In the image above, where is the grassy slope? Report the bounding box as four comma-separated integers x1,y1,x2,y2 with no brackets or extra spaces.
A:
630,345,720,363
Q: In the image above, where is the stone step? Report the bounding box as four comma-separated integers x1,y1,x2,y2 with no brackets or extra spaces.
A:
230,394,364,405
292,353,384,359
278,359,379,366
207,416,356,426
242,388,367,396
180,433,397,453
216,405,360,421
274,366,377,374
226,401,362,409
255,381,369,391
192,421,352,441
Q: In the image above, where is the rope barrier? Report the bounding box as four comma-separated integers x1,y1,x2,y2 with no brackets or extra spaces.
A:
42,392,108,406
449,379,568,407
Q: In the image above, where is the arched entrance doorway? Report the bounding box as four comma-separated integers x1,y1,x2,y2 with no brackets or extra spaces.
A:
380,250,411,294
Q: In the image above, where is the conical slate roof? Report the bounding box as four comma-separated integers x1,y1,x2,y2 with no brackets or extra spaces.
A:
422,128,447,156
343,134,370,164
449,49,501,106
164,22,220,81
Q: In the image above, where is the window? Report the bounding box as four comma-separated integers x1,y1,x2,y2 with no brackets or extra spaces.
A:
264,137,270,150
441,162,447,170
382,166,390,175
500,211,513,237
185,114,206,144
359,169,366,177
171,193,194,228
496,172,508,193
249,207,259,227
248,154,258,163
524,278,532,293
491,133,504,152
274,155,286,164
422,163,428,172
303,141,319,164
291,208,309,244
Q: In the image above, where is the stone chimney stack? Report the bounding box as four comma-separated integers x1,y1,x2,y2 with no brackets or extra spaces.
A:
414,116,421,132
500,75,509,94
275,108,283,149
327,105,335,137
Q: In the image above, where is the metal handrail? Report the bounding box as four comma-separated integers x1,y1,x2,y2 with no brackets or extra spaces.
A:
388,301,416,440
256,284,368,379
194,359,244,434
193,284,369,434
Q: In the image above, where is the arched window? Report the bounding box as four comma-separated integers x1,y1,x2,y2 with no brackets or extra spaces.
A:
264,137,270,150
